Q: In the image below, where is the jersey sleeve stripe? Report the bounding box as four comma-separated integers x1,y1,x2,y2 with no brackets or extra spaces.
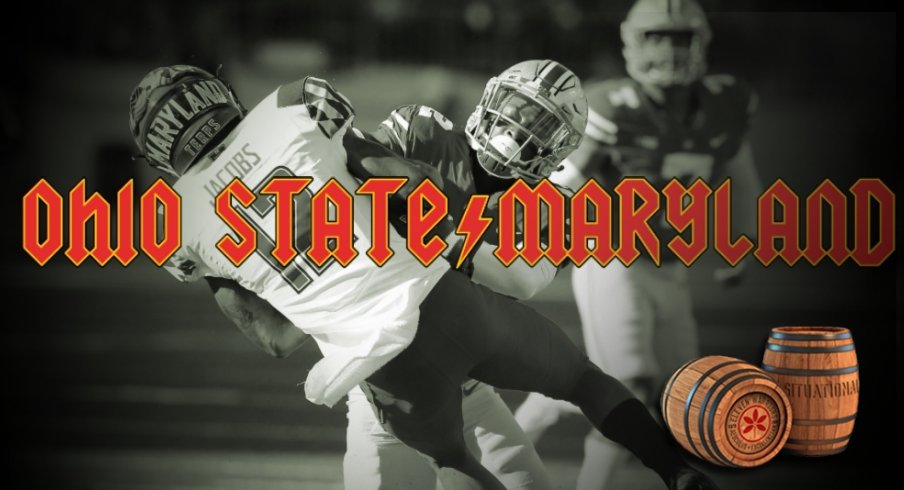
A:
305,77,354,120
390,110,410,131
305,83,352,121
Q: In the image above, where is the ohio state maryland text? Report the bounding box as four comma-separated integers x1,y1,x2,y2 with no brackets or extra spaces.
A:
22,177,895,268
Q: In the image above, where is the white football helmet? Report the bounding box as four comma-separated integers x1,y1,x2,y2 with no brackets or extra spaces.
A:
622,0,712,87
465,59,588,182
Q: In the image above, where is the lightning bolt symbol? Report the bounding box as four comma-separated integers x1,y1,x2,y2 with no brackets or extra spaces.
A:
454,195,493,268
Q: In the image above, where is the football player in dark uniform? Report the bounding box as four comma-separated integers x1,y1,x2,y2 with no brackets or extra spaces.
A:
515,2,762,489
344,60,573,490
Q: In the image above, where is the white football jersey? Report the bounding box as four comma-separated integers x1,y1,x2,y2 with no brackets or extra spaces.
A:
164,77,449,406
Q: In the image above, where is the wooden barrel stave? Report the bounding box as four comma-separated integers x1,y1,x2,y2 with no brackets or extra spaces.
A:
661,356,792,468
762,326,858,457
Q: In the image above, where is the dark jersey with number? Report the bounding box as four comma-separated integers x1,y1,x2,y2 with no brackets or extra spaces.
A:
572,74,755,187
358,104,570,257
363,104,512,216
567,74,756,260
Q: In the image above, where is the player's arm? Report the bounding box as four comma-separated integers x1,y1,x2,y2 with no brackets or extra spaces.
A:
454,189,561,300
470,244,557,300
343,130,445,197
550,118,616,189
205,277,310,358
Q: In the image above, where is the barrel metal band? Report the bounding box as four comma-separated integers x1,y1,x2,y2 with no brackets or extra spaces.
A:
786,434,852,445
662,359,694,417
770,331,851,341
793,414,857,426
697,368,762,467
683,360,745,462
761,365,859,376
766,343,855,353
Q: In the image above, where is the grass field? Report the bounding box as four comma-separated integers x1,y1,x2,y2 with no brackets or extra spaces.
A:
7,259,889,489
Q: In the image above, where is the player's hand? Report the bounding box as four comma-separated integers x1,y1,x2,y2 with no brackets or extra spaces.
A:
713,260,747,288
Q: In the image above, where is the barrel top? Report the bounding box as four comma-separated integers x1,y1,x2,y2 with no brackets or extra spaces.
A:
770,327,852,341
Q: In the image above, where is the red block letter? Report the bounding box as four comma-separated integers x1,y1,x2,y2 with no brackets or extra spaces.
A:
407,179,448,266
568,180,615,267
261,177,312,266
713,180,754,266
803,179,849,265
754,180,802,266
615,178,660,266
112,181,139,266
851,178,895,266
22,179,63,266
215,179,256,266
309,179,357,267
493,180,567,266
663,179,711,266
65,180,110,265
358,178,406,266
141,179,181,266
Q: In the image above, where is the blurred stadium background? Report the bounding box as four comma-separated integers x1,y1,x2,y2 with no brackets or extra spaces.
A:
4,1,897,489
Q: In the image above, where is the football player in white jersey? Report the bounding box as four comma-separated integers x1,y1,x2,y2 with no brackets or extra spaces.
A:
129,64,718,490
514,1,763,488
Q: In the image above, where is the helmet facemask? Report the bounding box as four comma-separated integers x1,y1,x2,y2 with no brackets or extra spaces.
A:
466,78,583,183
624,28,709,87
621,0,712,88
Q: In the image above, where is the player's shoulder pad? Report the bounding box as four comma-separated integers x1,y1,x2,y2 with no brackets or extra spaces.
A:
585,78,643,118
701,74,758,121
379,104,454,156
582,78,638,145
277,76,355,138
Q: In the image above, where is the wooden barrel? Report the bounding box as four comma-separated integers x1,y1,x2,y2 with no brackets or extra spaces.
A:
661,355,792,467
762,326,858,456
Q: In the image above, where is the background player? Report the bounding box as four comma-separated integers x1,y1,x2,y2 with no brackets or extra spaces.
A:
129,63,719,490
514,1,763,488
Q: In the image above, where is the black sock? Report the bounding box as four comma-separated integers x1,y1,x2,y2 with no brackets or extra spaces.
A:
598,398,687,484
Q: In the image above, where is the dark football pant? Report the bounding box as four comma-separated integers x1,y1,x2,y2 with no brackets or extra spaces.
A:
363,269,634,477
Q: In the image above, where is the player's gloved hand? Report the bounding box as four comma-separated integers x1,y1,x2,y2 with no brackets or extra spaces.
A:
713,259,747,288
669,467,720,490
